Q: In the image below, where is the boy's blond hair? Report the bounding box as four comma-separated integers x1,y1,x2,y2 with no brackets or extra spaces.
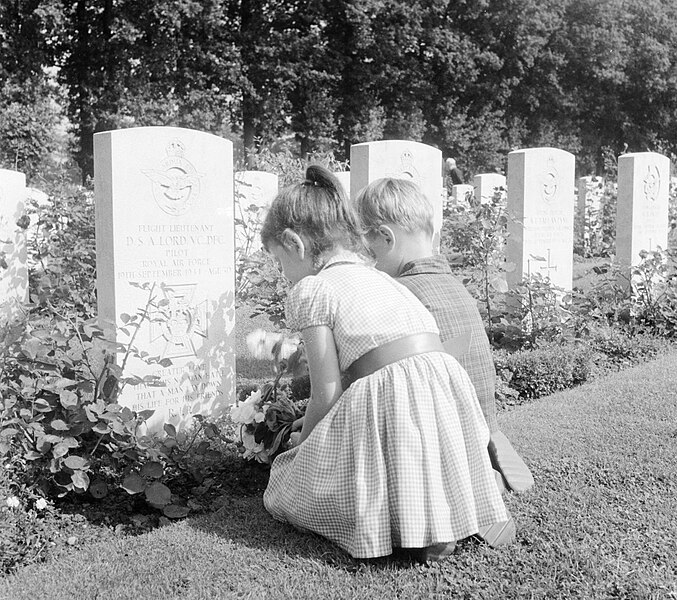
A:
356,178,434,237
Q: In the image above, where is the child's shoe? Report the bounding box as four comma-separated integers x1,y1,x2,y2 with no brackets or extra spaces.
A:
477,512,516,547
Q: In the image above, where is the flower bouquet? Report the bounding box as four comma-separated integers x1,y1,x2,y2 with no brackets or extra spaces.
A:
231,330,310,463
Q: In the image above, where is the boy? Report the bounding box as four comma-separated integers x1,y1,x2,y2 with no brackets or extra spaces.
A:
356,178,534,544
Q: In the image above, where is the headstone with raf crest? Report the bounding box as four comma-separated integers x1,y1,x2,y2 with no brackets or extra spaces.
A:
94,126,236,432
350,140,443,246
506,148,575,292
616,152,670,271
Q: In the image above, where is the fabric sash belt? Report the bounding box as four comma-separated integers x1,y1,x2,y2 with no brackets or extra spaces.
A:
343,332,444,389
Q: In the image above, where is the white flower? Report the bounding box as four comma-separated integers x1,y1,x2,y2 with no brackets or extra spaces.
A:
35,498,48,510
5,496,20,509
240,430,270,463
278,337,301,360
230,389,263,425
230,401,257,425
243,389,263,405
246,329,282,360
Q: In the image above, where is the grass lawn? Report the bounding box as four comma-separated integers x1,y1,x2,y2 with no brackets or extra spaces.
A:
2,349,676,600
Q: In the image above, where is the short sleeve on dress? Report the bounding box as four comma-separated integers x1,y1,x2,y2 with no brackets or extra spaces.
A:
286,275,337,331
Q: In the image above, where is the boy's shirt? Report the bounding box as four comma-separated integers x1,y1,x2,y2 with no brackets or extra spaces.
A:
398,255,535,493
397,255,498,432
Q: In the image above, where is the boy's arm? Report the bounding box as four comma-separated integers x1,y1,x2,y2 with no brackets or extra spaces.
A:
297,325,343,443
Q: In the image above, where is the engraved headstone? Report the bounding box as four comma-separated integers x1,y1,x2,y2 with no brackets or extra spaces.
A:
576,176,605,256
234,171,278,258
670,177,677,250
94,126,235,432
473,173,506,205
334,171,351,199
451,184,474,209
506,148,575,291
0,169,28,320
616,152,670,268
350,141,443,243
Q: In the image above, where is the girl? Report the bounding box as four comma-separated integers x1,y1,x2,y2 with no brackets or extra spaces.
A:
261,165,508,560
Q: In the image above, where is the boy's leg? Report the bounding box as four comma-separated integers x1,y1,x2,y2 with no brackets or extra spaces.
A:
488,430,535,493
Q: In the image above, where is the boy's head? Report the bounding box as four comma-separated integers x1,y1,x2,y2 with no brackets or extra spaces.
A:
355,178,435,276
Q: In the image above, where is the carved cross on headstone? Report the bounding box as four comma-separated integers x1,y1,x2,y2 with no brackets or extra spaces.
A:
539,249,558,279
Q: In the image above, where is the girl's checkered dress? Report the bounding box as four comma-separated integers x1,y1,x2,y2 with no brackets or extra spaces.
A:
263,255,507,558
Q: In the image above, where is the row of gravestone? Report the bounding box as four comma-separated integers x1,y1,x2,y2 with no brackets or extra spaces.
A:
0,127,672,431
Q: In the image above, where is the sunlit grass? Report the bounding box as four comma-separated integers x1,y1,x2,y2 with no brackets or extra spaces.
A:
3,351,676,599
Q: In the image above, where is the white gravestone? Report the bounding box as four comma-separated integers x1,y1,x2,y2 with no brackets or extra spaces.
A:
0,169,28,319
474,173,506,205
94,127,236,432
234,171,278,258
616,152,670,267
506,148,575,291
576,176,605,256
350,141,443,245
451,184,474,209
334,171,351,200
670,177,677,250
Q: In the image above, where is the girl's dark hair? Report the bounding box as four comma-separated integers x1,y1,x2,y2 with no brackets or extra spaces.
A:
260,165,363,264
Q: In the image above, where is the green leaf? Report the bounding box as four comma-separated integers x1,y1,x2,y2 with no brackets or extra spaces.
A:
140,461,164,479
50,419,70,431
0,428,19,438
59,390,79,409
71,471,90,490
163,504,190,519
145,482,171,508
121,473,147,494
92,421,109,435
63,455,90,471
34,399,53,413
137,409,155,421
52,442,69,459
89,480,109,499
163,423,177,438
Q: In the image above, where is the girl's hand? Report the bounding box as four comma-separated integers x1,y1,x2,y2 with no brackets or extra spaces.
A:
289,432,302,448
292,416,304,431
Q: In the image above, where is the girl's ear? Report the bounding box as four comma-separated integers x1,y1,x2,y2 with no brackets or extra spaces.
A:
377,225,396,249
281,229,306,259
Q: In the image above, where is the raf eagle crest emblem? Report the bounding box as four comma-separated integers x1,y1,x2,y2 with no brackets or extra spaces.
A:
142,139,202,216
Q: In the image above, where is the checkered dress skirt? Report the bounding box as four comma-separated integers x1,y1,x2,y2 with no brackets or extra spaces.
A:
263,257,507,558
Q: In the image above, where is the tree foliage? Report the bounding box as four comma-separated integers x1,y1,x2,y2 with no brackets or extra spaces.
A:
3,0,677,180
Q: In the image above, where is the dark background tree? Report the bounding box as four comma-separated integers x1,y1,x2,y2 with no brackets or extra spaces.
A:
2,0,677,182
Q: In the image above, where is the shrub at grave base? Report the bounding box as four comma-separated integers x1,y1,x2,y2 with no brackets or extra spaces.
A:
630,248,677,338
27,180,97,321
0,458,58,575
494,343,594,403
0,288,232,519
586,325,672,373
237,249,289,329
